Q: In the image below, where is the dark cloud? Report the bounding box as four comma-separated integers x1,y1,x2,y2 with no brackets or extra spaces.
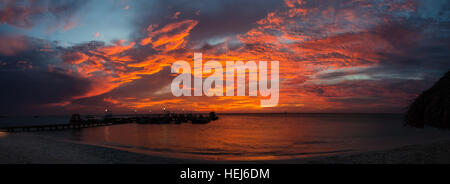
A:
0,34,91,115
311,16,449,96
0,0,87,29
0,69,91,114
0,0,449,114
129,0,283,43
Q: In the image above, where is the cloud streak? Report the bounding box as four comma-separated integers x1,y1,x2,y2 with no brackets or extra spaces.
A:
0,0,449,115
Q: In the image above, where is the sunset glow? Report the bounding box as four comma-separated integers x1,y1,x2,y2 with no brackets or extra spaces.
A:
0,0,449,115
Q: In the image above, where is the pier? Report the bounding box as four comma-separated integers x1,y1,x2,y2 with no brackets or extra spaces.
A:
0,112,219,133
0,120,128,133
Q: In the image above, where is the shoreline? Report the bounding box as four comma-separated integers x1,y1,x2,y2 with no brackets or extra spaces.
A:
287,139,450,164
1,132,450,164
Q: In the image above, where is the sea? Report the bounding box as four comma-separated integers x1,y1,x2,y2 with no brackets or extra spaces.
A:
1,113,449,161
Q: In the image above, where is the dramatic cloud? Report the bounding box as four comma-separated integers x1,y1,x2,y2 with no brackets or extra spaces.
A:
0,0,449,115
140,19,198,51
0,0,87,30
0,35,91,114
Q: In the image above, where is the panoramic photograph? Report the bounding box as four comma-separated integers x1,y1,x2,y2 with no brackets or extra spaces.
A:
0,0,449,173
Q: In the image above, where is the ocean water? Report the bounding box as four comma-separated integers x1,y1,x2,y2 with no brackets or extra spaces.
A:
1,114,450,161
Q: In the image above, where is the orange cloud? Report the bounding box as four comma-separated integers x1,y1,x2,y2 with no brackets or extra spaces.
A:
50,0,428,113
172,11,181,19
62,51,89,65
96,40,135,56
140,19,198,51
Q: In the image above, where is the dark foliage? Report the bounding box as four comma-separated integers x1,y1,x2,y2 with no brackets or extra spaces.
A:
405,71,450,128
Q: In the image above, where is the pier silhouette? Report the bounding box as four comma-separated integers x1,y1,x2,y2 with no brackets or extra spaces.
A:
0,112,219,133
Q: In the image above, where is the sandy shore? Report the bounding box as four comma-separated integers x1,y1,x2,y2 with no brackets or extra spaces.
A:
1,132,450,164
0,133,208,164
295,140,450,164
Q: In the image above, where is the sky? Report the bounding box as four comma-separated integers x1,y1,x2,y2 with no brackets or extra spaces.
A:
0,0,449,115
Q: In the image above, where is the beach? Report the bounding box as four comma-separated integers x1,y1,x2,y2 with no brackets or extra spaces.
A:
299,140,450,164
0,133,204,164
1,132,450,164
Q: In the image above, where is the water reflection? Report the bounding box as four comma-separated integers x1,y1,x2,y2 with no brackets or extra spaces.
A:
49,114,450,161
0,131,8,138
